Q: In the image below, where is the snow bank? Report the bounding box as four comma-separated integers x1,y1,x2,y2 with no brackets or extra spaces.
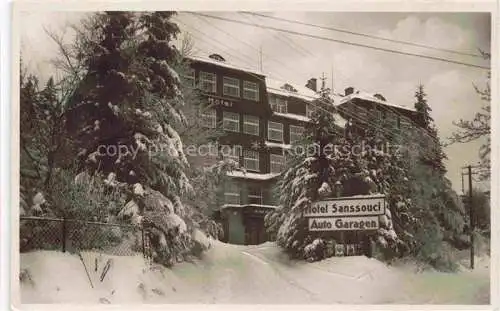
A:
192,229,212,249
20,242,490,304
21,251,102,303
19,241,250,304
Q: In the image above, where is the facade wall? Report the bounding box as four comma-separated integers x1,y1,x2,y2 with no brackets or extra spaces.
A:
186,57,426,246
186,57,316,245
287,96,308,115
268,115,308,146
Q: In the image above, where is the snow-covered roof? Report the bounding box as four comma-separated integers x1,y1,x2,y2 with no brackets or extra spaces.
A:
220,204,278,210
339,92,416,112
333,114,348,128
266,78,319,102
187,55,265,76
272,111,347,129
328,93,345,107
272,112,311,123
265,141,292,150
227,171,280,180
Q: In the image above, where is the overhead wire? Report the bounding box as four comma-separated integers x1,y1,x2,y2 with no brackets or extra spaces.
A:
226,13,456,146
186,12,489,70
178,39,434,155
176,17,397,139
178,14,445,147
175,15,447,158
192,14,311,80
241,12,484,59
238,12,311,59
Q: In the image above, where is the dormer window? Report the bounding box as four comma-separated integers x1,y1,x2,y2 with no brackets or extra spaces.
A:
373,93,386,101
281,83,297,93
209,54,226,62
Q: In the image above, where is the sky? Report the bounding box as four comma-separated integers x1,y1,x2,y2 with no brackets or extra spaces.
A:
19,10,492,193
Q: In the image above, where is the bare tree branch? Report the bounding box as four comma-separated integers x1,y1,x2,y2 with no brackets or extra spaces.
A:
448,51,491,180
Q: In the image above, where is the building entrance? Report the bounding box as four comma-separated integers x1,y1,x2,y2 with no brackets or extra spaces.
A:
244,216,266,245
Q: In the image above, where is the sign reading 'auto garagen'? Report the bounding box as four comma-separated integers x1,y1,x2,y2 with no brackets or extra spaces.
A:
308,216,380,231
303,195,385,217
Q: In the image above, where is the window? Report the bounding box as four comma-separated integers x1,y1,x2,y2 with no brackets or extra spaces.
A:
306,104,316,118
400,117,411,129
223,76,240,97
199,71,216,93
248,184,263,205
200,108,216,128
268,121,283,142
243,115,260,136
358,107,368,120
270,95,287,113
223,145,241,165
183,68,195,88
224,182,240,205
243,150,259,172
270,154,285,173
243,81,259,101
289,125,304,144
387,112,397,127
223,111,240,132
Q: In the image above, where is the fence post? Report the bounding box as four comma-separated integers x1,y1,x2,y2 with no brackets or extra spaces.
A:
62,218,67,253
141,226,145,258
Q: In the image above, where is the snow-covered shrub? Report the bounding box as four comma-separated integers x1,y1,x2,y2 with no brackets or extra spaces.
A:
190,229,212,258
20,169,128,253
412,221,459,272
304,238,327,262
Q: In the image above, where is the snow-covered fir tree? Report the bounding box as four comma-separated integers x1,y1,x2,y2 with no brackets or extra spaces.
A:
266,88,467,269
264,98,403,261
65,12,201,266
414,84,433,129
265,98,338,259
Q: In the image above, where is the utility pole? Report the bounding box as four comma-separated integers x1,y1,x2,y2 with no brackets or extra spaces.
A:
259,46,263,71
468,165,474,270
461,172,465,194
331,65,334,93
462,164,479,269
320,72,328,98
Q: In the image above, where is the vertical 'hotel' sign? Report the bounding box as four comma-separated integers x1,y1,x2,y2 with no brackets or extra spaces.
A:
207,95,234,108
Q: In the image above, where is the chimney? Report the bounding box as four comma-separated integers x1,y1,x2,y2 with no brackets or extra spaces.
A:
373,93,386,101
305,78,317,92
345,87,355,96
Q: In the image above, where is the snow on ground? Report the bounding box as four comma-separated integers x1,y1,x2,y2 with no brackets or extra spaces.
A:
19,241,490,305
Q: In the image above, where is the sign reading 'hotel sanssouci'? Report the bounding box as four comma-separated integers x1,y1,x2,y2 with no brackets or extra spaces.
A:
303,195,386,217
305,194,385,232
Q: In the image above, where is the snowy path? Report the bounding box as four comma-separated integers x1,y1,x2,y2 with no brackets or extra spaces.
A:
20,241,490,305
